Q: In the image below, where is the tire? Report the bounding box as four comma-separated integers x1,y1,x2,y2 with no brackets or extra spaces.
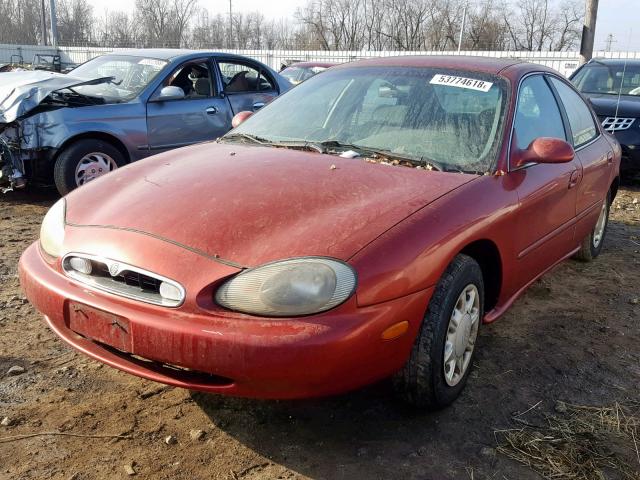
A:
393,254,484,409
53,139,126,195
573,191,611,262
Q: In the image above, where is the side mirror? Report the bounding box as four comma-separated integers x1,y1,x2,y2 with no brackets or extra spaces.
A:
157,86,185,101
231,111,254,128
512,137,575,168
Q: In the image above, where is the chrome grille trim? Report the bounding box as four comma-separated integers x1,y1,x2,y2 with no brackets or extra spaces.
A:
601,117,635,132
62,253,185,308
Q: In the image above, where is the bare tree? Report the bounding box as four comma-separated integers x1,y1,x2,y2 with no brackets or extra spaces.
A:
0,0,583,52
296,1,332,50
172,0,197,46
504,0,581,51
551,0,583,50
134,0,196,47
57,0,93,45
99,10,141,47
0,0,46,45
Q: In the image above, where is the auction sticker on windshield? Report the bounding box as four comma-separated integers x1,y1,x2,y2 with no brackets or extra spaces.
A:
430,74,493,92
139,58,166,68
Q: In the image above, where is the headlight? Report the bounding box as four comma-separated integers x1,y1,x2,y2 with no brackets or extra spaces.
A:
40,198,66,257
215,257,357,317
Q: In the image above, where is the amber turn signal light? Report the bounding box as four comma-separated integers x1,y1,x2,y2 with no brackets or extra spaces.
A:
381,321,409,341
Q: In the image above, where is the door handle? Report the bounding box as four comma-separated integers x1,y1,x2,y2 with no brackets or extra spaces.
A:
606,151,613,163
205,106,217,115
253,102,265,111
568,169,580,189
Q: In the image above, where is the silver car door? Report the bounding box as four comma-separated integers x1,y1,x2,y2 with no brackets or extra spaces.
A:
216,58,279,114
146,58,232,152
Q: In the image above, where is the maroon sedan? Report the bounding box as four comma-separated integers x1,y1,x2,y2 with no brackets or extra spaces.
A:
20,56,620,408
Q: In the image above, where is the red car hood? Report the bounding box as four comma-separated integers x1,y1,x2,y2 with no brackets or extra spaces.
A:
64,143,475,267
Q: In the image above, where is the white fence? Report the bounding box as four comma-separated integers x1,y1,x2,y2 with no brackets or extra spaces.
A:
2,43,640,77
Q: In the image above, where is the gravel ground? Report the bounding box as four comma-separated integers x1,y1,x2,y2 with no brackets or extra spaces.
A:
0,186,639,480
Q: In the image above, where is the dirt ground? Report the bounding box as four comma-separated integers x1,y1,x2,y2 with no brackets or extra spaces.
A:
0,186,639,480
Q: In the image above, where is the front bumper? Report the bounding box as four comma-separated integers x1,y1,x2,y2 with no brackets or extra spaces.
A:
19,242,432,399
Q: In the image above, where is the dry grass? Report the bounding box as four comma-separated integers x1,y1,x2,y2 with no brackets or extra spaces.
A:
496,401,640,480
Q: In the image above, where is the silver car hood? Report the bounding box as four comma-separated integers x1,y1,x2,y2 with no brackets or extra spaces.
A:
0,71,111,124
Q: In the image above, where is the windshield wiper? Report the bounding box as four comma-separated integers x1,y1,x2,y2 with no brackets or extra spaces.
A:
220,135,449,171
316,140,445,171
221,132,271,145
441,165,485,175
59,86,100,105
221,134,324,153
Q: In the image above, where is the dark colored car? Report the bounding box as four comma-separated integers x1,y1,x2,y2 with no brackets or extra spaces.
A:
280,61,336,85
570,58,640,178
21,56,620,408
0,49,290,194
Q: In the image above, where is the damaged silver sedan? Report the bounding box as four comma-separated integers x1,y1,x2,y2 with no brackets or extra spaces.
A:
0,49,289,194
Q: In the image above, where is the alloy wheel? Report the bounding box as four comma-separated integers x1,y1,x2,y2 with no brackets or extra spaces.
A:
444,284,480,387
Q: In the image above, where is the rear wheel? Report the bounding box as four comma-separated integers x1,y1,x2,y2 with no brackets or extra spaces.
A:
574,191,610,262
393,254,484,409
54,139,126,195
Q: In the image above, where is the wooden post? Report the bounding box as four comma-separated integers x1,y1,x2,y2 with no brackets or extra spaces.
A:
579,0,599,64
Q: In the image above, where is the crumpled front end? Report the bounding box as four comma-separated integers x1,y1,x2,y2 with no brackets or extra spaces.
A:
0,122,27,191
0,117,56,192
0,70,114,192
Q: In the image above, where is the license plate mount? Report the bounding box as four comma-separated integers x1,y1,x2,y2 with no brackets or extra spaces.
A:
67,301,132,352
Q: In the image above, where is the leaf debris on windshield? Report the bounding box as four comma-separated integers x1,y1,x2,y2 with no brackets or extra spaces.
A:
363,157,436,170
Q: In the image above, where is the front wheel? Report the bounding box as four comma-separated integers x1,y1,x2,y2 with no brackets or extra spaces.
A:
54,139,126,195
393,254,484,409
573,191,610,262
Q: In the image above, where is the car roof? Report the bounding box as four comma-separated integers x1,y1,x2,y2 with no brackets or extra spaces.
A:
586,58,640,67
102,49,256,62
335,55,531,75
287,61,337,69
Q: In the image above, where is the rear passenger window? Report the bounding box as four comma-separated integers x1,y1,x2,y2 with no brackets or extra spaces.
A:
218,61,275,93
514,75,567,150
548,77,598,147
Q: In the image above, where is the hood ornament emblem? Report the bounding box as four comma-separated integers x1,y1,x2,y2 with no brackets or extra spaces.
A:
108,262,121,276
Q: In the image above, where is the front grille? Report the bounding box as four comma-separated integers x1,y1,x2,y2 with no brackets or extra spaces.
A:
62,253,185,307
601,116,635,132
94,262,162,292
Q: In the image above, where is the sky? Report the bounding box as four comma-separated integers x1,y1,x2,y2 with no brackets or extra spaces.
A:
89,0,640,51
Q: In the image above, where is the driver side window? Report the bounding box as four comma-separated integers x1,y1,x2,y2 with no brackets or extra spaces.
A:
159,60,215,99
514,75,567,150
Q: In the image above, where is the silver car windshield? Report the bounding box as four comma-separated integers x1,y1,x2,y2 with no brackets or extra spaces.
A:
281,66,326,83
229,67,508,173
69,55,168,102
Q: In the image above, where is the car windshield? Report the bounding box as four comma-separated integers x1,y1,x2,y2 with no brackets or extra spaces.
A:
226,66,508,173
67,55,168,102
572,62,640,96
281,66,326,83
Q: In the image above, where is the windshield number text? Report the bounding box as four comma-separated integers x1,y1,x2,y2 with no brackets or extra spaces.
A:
430,74,493,92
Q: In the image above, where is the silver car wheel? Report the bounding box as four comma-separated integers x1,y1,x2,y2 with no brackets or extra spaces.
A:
75,152,118,186
444,284,480,387
592,200,608,248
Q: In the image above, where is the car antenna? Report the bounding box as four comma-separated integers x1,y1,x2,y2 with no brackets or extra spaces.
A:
613,29,633,122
